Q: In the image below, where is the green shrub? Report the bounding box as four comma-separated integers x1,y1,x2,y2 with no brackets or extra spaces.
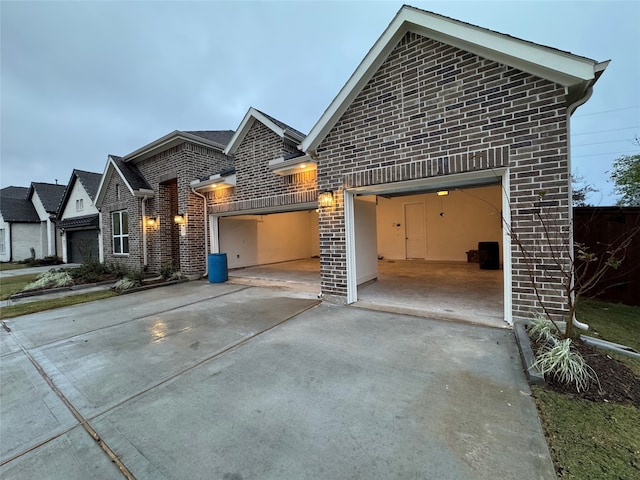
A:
160,262,175,280
532,339,600,393
112,277,138,293
527,316,559,344
22,270,74,292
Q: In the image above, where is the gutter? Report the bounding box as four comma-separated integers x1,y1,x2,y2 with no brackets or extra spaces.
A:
565,63,608,332
190,186,209,277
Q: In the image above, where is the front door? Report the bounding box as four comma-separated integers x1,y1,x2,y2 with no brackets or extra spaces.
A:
405,203,425,259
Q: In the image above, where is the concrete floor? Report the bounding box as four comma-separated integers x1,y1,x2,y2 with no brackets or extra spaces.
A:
230,258,505,328
0,281,555,479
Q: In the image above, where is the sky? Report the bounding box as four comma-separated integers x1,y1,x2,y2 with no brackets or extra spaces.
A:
1,0,639,205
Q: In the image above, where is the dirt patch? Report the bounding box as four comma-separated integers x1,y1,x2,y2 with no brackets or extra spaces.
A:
543,340,640,408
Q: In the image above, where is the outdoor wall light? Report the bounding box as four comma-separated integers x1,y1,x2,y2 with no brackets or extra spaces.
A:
437,190,449,196
173,214,186,225
146,217,158,228
318,190,334,208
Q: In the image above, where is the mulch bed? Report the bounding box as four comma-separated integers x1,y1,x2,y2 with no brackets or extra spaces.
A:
542,339,640,408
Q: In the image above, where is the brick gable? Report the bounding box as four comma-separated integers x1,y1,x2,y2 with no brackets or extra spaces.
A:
317,32,570,321
208,120,317,214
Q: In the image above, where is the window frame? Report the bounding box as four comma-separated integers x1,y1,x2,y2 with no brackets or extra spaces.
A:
111,210,129,255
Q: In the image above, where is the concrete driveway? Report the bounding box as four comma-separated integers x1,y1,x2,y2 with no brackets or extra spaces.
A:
0,281,555,479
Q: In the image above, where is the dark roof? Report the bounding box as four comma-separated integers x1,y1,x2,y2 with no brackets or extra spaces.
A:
56,214,99,230
0,187,40,223
1,186,29,200
29,182,66,214
111,155,152,191
75,170,102,200
56,170,103,220
254,110,306,140
186,130,236,147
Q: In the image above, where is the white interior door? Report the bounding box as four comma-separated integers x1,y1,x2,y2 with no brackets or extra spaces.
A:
405,203,425,259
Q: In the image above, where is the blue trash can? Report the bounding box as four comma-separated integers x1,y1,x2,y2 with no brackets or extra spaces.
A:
208,253,228,283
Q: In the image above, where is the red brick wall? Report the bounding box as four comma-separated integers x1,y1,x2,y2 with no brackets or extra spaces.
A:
316,32,571,321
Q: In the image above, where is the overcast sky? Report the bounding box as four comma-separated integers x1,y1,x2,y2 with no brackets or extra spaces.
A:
1,1,639,205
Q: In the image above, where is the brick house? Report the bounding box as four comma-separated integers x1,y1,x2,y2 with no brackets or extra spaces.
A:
191,108,319,270
200,6,606,325
95,130,234,276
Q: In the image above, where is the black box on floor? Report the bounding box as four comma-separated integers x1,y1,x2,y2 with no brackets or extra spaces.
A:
478,242,499,270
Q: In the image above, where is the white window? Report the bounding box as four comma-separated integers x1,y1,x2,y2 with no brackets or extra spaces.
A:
76,199,84,211
112,210,129,254
0,228,5,254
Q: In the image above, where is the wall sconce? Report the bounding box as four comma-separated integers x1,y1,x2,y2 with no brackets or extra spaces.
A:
318,190,334,208
173,214,186,225
437,190,449,196
146,217,158,228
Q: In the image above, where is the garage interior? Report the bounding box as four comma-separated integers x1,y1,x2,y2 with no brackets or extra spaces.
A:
223,184,506,328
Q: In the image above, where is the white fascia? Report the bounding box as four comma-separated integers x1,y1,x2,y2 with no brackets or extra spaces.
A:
190,173,237,192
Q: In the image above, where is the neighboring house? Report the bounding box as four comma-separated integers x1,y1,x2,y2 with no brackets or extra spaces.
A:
0,186,41,262
0,183,65,262
95,130,235,276
28,182,66,259
199,6,607,324
56,169,103,263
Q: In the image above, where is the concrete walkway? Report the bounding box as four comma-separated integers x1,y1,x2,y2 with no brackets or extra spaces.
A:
0,281,555,479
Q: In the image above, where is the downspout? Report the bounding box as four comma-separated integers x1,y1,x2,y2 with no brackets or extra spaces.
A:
141,196,149,269
8,223,12,262
566,84,596,332
190,186,209,277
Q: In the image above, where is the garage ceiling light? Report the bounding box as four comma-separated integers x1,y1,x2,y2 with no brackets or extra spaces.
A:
437,190,449,196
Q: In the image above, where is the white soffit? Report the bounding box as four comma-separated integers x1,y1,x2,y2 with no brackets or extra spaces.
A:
301,5,604,154
268,155,317,176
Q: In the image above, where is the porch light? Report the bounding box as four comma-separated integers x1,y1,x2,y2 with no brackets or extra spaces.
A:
174,214,186,225
146,217,158,228
437,190,449,196
318,190,334,208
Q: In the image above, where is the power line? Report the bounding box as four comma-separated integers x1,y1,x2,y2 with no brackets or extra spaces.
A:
573,105,640,118
573,139,637,147
573,150,638,158
572,126,640,136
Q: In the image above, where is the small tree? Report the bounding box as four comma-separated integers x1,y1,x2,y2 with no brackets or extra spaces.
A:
507,190,639,338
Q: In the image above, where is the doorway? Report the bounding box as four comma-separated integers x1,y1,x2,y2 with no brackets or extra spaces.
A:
405,203,425,259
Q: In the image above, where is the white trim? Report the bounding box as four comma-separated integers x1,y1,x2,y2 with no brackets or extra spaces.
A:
123,130,227,163
209,215,219,253
225,108,287,155
301,5,605,153
190,173,236,191
344,168,512,323
344,190,357,304
501,170,513,325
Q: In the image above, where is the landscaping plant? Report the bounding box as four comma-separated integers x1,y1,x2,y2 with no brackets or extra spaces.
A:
532,338,600,393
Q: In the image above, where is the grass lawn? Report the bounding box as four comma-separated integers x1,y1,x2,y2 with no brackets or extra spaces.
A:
0,263,28,271
0,273,39,300
533,299,640,479
577,298,640,376
534,386,640,479
0,290,116,319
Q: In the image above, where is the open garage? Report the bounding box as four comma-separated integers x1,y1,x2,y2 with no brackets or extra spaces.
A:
217,209,320,288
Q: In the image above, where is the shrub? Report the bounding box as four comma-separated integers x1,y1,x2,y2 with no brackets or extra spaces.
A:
160,262,175,280
532,338,600,393
112,277,138,293
22,270,74,292
527,316,559,344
